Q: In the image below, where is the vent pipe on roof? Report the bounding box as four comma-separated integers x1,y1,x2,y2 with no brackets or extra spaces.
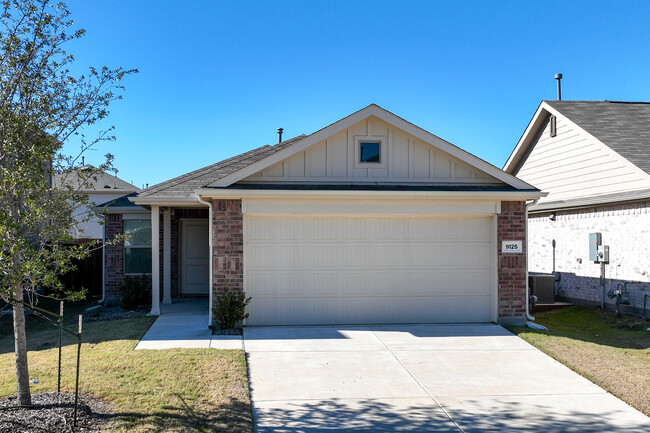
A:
81,156,84,165
555,73,563,101
277,128,284,144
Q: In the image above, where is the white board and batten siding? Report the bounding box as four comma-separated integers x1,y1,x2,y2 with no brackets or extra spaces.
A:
243,203,497,326
243,117,503,185
514,115,650,205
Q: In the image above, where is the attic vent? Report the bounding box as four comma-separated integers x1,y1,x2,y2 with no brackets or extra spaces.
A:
550,115,557,137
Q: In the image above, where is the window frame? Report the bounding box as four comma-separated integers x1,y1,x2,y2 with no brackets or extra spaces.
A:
123,218,153,276
354,136,387,169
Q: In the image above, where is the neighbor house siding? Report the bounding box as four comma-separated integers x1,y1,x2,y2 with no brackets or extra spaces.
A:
513,115,650,205
497,201,527,323
212,199,244,294
529,201,650,312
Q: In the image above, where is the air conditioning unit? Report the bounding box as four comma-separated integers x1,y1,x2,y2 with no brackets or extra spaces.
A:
529,273,555,304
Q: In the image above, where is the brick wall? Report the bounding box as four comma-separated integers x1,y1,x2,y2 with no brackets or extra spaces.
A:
528,201,650,312
497,201,527,324
212,199,244,295
104,213,124,300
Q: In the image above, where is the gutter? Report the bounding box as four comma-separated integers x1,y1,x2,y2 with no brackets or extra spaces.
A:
525,199,539,321
196,194,214,328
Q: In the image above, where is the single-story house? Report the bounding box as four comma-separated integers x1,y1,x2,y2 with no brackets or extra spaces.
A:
105,104,543,326
504,100,650,314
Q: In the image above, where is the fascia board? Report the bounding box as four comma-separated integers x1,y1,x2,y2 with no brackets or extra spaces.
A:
503,102,548,173
195,187,546,201
210,104,535,190
529,188,650,213
128,196,204,207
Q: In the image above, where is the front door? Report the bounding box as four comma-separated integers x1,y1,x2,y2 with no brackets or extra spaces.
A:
180,219,209,295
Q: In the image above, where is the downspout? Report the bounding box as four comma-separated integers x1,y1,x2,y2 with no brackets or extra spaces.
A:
525,199,539,321
196,194,213,328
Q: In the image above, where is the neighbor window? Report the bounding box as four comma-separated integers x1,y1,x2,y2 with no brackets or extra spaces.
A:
124,219,152,274
359,141,381,163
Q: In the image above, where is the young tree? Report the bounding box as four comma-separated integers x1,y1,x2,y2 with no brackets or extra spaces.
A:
0,0,135,405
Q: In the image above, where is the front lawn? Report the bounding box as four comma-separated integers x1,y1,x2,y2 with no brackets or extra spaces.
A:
0,301,252,432
508,306,650,417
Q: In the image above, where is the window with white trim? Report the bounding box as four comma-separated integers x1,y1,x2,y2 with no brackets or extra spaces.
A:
124,219,152,274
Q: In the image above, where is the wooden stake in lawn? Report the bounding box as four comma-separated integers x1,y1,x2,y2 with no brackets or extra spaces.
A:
57,301,63,394
73,314,82,428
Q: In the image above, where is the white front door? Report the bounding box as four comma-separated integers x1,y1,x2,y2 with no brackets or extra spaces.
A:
180,219,209,295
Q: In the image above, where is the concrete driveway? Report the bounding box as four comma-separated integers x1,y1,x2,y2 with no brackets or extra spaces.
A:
244,324,650,432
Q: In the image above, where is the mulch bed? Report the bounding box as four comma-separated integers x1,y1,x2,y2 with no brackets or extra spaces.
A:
0,392,112,432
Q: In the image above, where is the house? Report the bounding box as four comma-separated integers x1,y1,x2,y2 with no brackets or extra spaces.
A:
106,104,543,326
504,100,650,314
53,166,140,298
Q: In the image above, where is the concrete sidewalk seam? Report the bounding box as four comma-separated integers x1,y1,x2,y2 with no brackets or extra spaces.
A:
371,329,467,433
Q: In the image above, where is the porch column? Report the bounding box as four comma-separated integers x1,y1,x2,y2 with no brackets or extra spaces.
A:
162,208,171,304
150,205,161,316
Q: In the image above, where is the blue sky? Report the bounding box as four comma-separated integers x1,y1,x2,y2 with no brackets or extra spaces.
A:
63,1,650,188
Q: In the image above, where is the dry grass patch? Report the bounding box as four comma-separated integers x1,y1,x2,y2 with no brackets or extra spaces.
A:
0,301,252,432
508,306,650,417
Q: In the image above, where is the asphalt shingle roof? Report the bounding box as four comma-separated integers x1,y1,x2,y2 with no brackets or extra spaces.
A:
138,135,307,198
53,165,140,192
545,100,650,175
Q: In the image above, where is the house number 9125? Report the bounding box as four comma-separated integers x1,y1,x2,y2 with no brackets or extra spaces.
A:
502,240,522,253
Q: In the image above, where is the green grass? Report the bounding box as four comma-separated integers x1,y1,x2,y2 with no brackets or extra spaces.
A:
0,300,252,432
508,306,650,417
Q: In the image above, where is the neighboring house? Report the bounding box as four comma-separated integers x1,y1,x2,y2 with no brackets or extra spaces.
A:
504,100,650,314
53,166,140,298
106,104,542,326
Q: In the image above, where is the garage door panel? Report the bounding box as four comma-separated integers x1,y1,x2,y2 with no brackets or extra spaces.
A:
245,215,494,325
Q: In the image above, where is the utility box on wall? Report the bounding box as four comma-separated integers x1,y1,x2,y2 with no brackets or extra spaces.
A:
589,232,601,262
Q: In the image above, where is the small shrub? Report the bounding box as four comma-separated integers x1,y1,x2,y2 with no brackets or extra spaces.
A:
119,276,150,310
213,287,251,329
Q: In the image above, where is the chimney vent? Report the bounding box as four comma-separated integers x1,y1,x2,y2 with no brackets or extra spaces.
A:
555,73,563,101
277,128,284,144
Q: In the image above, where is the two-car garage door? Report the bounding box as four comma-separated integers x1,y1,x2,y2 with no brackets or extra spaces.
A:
244,215,495,325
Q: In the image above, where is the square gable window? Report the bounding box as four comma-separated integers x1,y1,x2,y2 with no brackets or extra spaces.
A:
359,141,381,163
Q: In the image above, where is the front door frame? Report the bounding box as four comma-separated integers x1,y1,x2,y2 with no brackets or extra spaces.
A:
179,218,210,296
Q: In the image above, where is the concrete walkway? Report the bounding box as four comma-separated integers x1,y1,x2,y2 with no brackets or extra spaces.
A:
245,324,650,432
135,300,243,350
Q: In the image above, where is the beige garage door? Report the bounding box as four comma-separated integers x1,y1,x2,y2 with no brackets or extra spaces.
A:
244,215,494,325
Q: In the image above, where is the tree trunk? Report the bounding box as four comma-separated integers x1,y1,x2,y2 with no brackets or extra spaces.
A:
13,280,31,405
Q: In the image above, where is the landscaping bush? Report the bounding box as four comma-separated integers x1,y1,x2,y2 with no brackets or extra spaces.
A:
119,276,150,310
213,288,251,329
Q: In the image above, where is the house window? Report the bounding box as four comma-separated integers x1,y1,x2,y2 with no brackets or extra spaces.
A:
124,219,152,274
359,141,381,163
550,115,557,137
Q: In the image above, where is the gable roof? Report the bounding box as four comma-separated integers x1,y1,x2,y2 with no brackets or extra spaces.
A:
504,100,650,174
207,104,534,190
544,101,650,175
53,165,140,193
133,104,540,205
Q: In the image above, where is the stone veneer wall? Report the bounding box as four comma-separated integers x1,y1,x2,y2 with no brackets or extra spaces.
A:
497,201,528,324
528,201,650,313
212,199,244,294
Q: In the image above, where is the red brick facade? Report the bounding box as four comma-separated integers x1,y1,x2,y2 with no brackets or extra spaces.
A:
497,201,528,323
212,199,244,294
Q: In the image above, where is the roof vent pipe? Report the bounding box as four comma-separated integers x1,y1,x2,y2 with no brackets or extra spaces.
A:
277,128,284,144
555,73,563,101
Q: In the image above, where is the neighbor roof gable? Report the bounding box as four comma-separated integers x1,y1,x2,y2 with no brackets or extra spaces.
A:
209,104,534,190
